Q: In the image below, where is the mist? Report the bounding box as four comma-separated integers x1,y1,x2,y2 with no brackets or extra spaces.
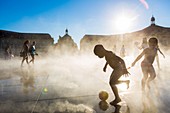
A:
0,46,170,113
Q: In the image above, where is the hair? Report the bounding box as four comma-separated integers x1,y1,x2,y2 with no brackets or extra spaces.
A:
24,40,30,45
33,41,36,44
149,37,158,45
93,44,105,57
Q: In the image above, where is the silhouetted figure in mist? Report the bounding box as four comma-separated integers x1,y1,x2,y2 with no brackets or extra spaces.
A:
4,45,12,60
113,45,117,53
135,38,164,69
134,38,148,59
138,38,148,50
21,40,30,67
98,101,130,113
29,41,38,64
94,44,130,105
131,37,165,91
120,45,126,58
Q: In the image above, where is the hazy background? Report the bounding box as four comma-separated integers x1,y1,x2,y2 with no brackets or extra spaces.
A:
0,47,170,113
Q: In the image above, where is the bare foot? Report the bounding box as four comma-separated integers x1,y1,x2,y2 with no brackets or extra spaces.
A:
126,80,130,89
110,98,121,105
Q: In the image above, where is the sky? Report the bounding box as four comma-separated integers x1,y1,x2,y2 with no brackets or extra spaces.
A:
0,0,170,45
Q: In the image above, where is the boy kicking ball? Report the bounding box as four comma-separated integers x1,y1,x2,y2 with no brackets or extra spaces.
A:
94,44,130,105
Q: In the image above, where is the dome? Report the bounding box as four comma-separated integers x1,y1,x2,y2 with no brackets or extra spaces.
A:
151,16,155,22
151,15,155,25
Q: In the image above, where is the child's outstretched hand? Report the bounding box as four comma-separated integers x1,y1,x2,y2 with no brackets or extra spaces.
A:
122,69,130,77
131,62,135,67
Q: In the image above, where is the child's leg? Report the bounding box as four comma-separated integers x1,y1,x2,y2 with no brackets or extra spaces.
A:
110,70,130,86
147,66,156,89
29,55,33,63
109,70,122,105
26,57,29,65
109,85,121,105
116,80,130,89
141,73,148,91
32,55,35,64
141,63,149,91
21,57,25,67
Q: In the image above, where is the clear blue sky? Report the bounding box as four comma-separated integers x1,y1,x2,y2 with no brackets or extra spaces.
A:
0,0,170,45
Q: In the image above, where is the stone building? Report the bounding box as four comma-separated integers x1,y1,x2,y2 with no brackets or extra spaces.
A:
80,16,170,54
54,29,78,55
0,30,54,57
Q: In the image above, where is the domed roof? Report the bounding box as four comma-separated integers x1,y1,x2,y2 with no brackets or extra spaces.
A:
58,28,72,40
65,29,68,34
151,16,155,22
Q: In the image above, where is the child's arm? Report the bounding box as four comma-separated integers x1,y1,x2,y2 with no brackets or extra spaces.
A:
157,47,165,58
156,54,160,70
132,50,145,67
103,62,108,72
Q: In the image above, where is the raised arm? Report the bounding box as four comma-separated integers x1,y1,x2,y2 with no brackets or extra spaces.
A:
132,50,145,67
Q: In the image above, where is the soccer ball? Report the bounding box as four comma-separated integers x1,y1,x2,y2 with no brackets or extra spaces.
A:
99,91,109,101
99,101,109,111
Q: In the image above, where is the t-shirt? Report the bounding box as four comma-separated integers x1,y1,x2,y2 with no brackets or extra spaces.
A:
29,45,36,54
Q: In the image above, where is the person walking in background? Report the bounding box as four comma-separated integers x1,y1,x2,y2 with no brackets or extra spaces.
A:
113,44,117,53
29,41,38,64
138,38,148,50
120,45,126,58
21,40,30,67
4,45,12,60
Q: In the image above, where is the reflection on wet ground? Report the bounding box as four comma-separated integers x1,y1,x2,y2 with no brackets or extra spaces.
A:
0,57,170,113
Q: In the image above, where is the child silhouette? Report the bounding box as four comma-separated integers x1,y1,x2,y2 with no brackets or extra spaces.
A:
131,37,165,91
94,44,130,105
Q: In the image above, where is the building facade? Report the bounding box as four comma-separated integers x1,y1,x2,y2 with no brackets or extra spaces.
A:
0,30,54,58
54,29,78,55
80,16,170,54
